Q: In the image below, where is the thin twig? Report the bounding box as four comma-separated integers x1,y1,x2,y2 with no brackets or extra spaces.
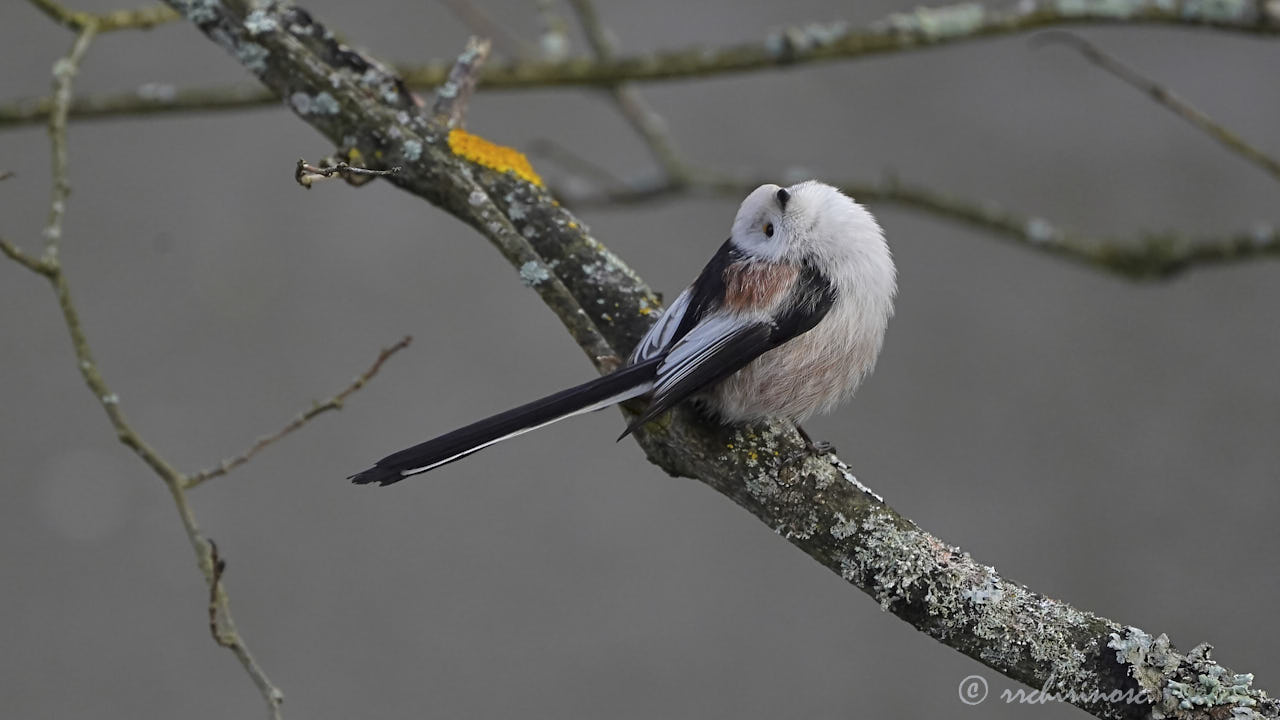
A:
432,36,492,129
1036,31,1280,184
43,23,96,255
437,0,533,58
295,159,401,188
567,0,690,182
208,539,230,646
0,237,56,275
27,0,178,32
6,0,1278,129
185,335,414,490
0,22,284,719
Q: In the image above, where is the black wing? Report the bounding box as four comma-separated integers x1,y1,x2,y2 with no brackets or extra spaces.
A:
622,262,837,435
630,239,743,363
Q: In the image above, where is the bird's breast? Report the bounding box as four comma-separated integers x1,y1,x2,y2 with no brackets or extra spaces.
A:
707,301,881,422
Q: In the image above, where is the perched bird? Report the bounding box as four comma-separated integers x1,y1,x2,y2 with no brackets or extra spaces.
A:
350,180,896,486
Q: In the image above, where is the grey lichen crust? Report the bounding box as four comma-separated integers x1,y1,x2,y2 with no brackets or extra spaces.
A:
163,1,1279,718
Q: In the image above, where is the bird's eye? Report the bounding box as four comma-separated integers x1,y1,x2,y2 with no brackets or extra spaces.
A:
763,222,774,238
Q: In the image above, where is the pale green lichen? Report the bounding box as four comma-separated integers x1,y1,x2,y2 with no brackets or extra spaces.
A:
851,510,940,609
1251,223,1275,247
1026,217,1059,245
402,139,423,161
888,3,986,38
830,512,858,539
519,261,551,286
1180,0,1249,20
175,0,217,24
137,83,177,101
236,43,270,73
244,9,278,35
1053,0,1141,17
1107,627,1266,718
764,21,850,56
289,91,338,115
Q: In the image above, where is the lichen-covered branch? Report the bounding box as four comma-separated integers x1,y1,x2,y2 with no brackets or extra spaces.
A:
559,173,1280,280
43,22,96,252
5,0,1279,129
161,1,1278,718
27,0,178,32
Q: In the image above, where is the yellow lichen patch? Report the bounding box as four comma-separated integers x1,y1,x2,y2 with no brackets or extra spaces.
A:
638,306,654,316
447,129,543,186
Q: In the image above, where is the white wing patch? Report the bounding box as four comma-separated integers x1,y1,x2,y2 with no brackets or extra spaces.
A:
653,313,762,396
630,287,692,362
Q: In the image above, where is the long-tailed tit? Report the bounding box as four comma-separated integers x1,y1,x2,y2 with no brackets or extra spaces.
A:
350,180,896,486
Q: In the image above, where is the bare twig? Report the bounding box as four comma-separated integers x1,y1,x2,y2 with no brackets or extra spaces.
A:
558,172,1280,279
567,0,690,182
432,36,492,129
208,539,230,646
437,0,533,58
0,237,55,275
1,19,284,719
27,0,178,32
185,335,414,490
295,158,401,189
43,23,96,254
6,0,1278,129
1037,31,1280,184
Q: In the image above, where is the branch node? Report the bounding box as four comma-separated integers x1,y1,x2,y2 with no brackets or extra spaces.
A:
432,36,491,129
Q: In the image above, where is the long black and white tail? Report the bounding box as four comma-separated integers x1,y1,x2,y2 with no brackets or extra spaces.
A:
349,357,661,486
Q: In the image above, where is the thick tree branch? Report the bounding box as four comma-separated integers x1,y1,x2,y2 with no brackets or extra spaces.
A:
159,2,1278,718
558,173,1280,280
5,0,1278,129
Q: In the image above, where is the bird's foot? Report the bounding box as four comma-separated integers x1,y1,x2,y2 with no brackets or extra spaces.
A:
790,424,837,463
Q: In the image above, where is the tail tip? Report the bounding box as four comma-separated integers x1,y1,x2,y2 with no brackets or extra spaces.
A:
348,466,402,487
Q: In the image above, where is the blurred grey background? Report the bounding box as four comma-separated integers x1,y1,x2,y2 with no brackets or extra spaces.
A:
2,1,1278,718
